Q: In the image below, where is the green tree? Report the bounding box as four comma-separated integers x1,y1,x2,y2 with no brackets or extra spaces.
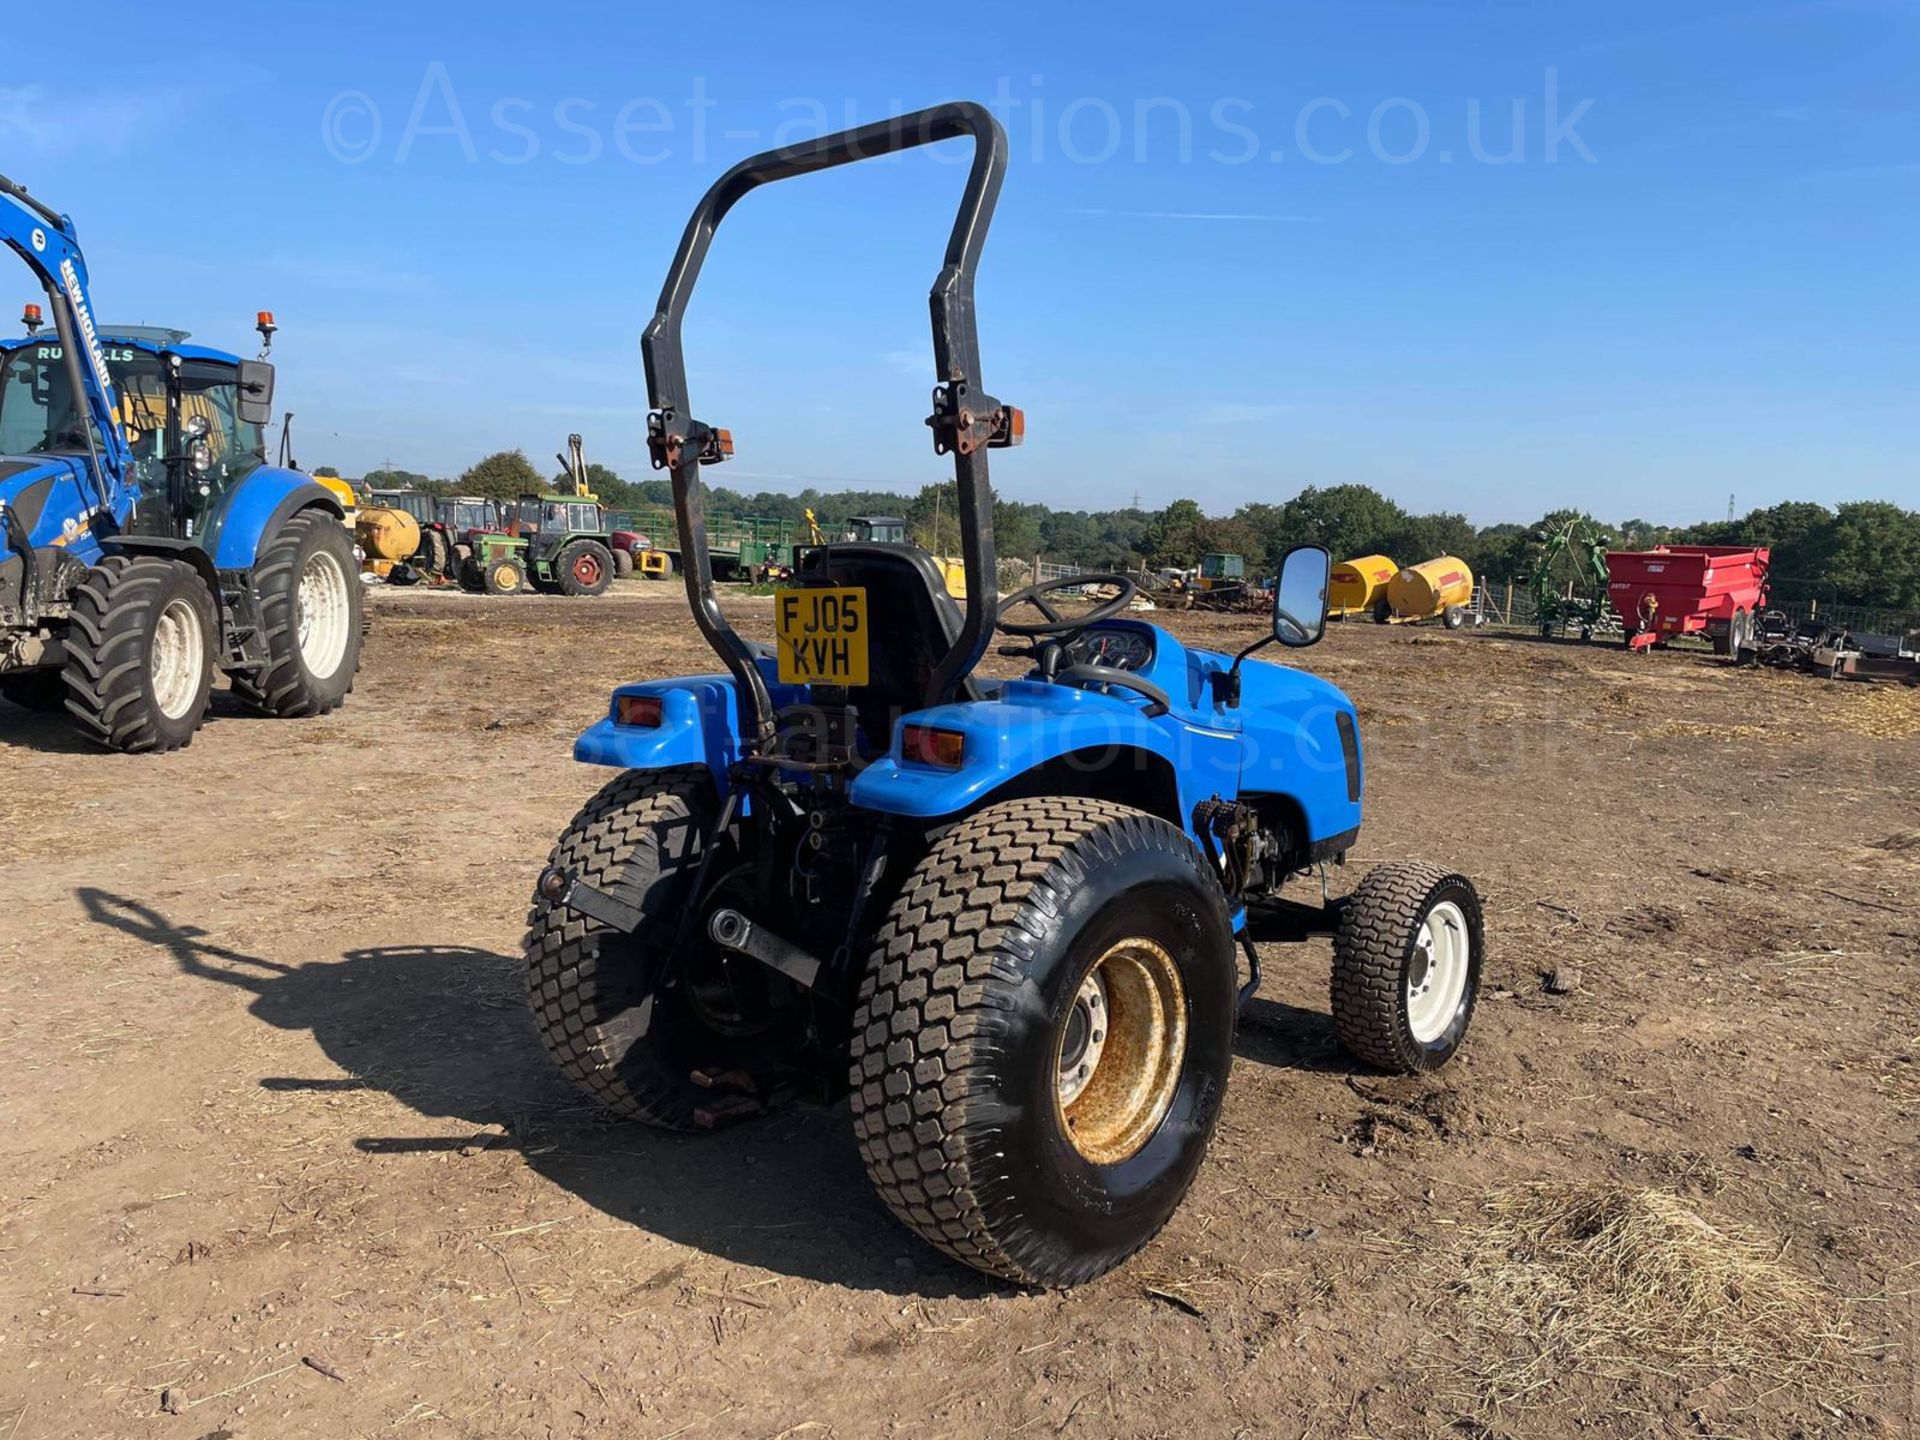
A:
1823,501,1920,609
458,449,544,503
1144,498,1206,567
313,465,340,479
1276,484,1407,563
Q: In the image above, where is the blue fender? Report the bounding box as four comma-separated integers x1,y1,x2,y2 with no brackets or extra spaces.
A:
849,679,1244,840
202,467,341,569
573,664,806,790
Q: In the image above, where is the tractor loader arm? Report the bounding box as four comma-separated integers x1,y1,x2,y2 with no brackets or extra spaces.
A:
0,175,133,511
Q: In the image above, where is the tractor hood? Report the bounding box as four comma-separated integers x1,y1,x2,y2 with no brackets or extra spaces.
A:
0,455,94,547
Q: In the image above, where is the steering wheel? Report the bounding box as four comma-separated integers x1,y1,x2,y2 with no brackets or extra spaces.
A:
997,573,1139,638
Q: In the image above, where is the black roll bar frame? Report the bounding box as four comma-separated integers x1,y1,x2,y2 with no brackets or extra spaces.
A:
641,101,1016,753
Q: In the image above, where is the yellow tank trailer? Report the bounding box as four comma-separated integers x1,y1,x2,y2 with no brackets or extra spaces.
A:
1382,556,1475,629
1329,555,1397,618
355,506,422,580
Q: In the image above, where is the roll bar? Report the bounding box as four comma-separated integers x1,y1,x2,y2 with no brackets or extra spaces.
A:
642,101,1016,752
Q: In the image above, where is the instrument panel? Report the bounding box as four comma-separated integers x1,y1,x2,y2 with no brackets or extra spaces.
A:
1076,626,1155,673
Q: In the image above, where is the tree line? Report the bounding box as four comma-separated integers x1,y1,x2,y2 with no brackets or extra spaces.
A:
331,453,1920,612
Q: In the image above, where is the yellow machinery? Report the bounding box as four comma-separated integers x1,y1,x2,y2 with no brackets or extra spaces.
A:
355,506,422,580
1382,556,1475,629
1329,555,1397,618
313,474,361,529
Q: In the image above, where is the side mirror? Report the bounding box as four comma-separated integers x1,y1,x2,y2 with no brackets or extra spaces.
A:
236,360,275,427
1272,543,1331,648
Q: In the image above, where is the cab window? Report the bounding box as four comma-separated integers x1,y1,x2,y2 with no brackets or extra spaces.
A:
178,359,265,486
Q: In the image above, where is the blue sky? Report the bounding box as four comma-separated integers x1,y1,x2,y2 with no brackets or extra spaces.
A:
3,0,1914,525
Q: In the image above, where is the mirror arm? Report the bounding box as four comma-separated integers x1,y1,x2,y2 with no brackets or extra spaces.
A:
1211,634,1276,709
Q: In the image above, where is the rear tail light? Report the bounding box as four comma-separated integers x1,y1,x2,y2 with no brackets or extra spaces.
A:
616,695,663,727
902,724,965,768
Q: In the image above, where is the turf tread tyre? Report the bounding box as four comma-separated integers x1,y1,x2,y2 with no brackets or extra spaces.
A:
850,796,1234,1287
1331,861,1483,1073
230,510,363,718
62,555,215,753
523,767,717,1128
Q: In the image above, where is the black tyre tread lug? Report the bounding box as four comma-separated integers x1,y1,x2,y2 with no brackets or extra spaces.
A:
1330,860,1462,1073
233,510,362,717
521,767,713,1129
849,795,1219,1287
60,555,207,753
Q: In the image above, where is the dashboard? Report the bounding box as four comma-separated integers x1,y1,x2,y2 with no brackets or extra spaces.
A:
1072,625,1156,673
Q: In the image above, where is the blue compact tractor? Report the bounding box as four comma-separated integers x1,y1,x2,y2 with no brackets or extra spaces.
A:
526,105,1484,1287
1,175,360,751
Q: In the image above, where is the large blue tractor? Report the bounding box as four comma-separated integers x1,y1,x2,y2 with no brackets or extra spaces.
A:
0,174,360,752
525,105,1485,1287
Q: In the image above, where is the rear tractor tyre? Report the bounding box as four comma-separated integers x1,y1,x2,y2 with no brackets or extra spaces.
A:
230,510,363,718
524,768,803,1128
851,797,1237,1287
1331,862,1483,1074
612,546,634,579
483,557,526,595
417,528,452,578
556,540,614,598
0,668,69,712
62,555,216,753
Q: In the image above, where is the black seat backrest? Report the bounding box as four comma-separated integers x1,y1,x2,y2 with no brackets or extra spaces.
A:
794,544,982,724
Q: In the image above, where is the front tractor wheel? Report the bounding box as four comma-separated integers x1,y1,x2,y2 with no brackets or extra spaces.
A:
231,510,364,718
483,557,526,595
1331,862,1484,1073
851,798,1236,1287
556,540,614,597
524,768,804,1129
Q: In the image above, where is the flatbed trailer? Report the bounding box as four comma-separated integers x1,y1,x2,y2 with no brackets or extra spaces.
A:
607,504,795,579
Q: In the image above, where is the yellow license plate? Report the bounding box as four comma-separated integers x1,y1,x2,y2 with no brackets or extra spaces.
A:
775,586,869,686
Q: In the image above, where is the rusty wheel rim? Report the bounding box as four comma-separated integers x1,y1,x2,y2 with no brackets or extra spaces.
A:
574,553,602,586
1055,937,1187,1165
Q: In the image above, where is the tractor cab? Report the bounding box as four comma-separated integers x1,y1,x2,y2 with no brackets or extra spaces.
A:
1195,551,1245,589
369,488,434,525
845,515,909,546
0,320,277,542
515,492,603,543
432,495,499,545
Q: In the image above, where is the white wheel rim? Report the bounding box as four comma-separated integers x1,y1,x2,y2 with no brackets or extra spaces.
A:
1406,900,1471,1044
297,549,352,679
150,596,205,720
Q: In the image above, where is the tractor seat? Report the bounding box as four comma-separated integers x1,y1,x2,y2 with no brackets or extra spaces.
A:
793,544,984,724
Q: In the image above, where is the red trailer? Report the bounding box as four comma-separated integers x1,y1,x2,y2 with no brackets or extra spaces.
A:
1606,545,1771,655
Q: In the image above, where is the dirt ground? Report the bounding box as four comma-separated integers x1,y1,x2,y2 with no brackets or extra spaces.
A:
2,582,1915,1440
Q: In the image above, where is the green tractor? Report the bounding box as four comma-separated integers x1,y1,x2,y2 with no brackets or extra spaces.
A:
464,530,530,595
461,492,618,597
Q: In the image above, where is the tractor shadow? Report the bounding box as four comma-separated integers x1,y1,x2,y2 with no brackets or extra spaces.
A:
0,709,99,754
75,887,987,1299
0,685,285,754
